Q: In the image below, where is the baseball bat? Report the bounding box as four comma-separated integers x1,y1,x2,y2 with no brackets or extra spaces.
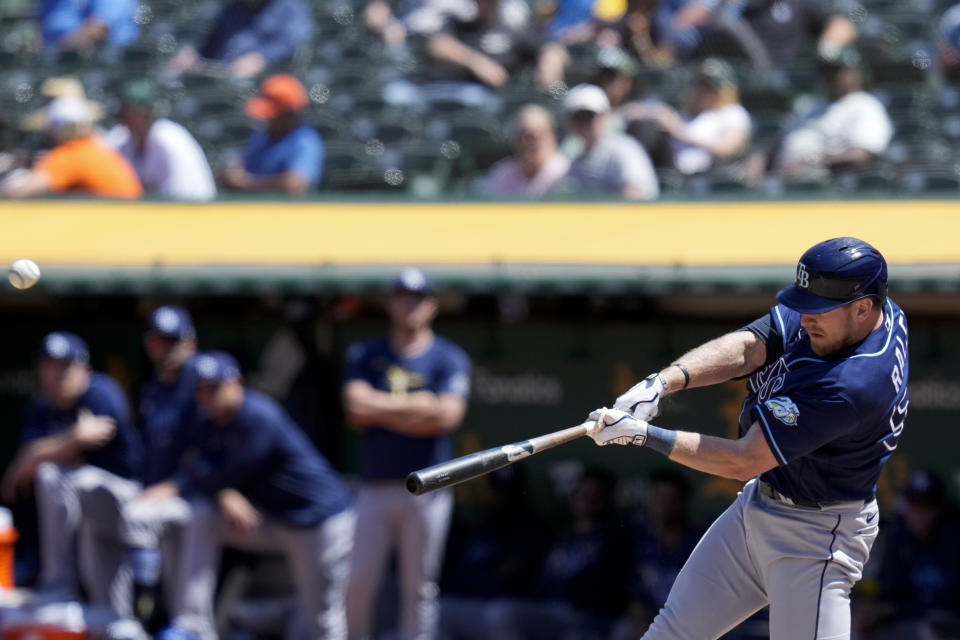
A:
405,420,593,495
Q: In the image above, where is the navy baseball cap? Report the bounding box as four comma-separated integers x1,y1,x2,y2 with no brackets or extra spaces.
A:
776,237,887,314
191,351,241,385
40,331,90,363
393,267,434,295
147,305,195,339
904,470,946,506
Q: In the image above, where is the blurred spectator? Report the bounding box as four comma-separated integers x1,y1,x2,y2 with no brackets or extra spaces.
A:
220,74,322,195
594,47,640,113
485,467,632,640
613,470,703,639
343,267,472,640
1,332,143,616
0,109,23,182
770,47,892,182
362,0,456,46
939,3,960,83
737,0,856,67
364,0,411,46
150,351,355,640
559,48,638,157
20,76,105,133
562,83,659,200
38,0,139,52
624,57,751,174
166,0,314,79
424,0,548,89
486,104,570,197
110,79,217,202
600,0,721,68
0,96,142,199
855,470,960,640
438,465,546,640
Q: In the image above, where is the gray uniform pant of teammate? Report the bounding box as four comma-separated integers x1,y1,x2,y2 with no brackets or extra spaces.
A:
643,478,879,640
346,483,453,640
121,495,193,605
35,462,141,616
171,499,356,640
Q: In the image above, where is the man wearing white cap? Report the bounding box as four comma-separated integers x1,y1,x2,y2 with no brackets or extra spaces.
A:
563,83,659,201
0,96,142,199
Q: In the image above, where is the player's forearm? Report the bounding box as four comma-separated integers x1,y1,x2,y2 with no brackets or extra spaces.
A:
18,432,85,465
659,330,766,394
345,388,442,429
380,396,466,437
666,425,775,481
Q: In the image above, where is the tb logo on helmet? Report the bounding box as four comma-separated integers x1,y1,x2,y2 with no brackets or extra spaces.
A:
797,262,810,289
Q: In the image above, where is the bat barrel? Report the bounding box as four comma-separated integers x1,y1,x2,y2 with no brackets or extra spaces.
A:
405,447,513,495
405,422,591,495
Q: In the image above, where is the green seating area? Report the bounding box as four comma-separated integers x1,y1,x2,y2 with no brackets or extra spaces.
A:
2,0,960,196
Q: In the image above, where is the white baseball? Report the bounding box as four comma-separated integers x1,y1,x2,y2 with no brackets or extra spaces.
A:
8,258,41,290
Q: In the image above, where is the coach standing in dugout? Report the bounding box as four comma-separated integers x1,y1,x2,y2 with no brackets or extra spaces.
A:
586,237,907,639
343,267,472,640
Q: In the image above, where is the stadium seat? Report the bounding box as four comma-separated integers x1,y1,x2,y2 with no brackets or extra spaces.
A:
900,167,960,191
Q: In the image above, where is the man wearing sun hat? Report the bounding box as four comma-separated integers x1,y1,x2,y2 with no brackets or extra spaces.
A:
220,73,324,195
0,95,142,199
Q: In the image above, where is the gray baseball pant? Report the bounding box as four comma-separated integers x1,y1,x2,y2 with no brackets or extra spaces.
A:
346,483,453,640
121,495,193,604
643,478,879,640
170,499,356,640
35,462,141,616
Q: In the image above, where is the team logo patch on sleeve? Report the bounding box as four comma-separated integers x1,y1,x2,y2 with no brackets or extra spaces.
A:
764,396,800,426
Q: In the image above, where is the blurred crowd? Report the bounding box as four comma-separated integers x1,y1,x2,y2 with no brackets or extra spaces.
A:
0,0,960,198
2,271,959,640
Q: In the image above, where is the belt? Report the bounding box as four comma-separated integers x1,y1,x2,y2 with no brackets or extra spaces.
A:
757,480,875,510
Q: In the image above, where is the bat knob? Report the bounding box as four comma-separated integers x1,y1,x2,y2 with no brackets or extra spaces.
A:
405,472,425,495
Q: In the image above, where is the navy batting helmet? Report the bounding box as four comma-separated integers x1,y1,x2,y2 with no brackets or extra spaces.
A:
776,237,887,314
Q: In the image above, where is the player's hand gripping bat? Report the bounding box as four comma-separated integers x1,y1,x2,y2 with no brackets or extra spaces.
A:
405,420,593,495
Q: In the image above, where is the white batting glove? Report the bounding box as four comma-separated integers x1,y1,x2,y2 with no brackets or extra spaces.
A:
587,408,649,447
613,373,666,420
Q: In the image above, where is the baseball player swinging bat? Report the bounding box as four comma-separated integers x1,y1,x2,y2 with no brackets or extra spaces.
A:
406,420,594,495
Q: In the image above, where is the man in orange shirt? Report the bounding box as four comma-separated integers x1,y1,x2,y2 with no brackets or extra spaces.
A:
0,96,142,199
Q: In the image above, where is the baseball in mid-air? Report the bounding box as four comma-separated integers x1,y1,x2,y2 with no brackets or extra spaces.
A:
8,258,41,290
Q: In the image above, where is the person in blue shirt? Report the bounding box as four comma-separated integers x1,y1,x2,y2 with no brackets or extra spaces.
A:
38,0,139,51
220,74,323,195
166,0,314,78
121,306,199,621
616,470,703,637
147,351,354,640
1,332,143,616
343,267,472,640
585,237,906,639
856,469,960,639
